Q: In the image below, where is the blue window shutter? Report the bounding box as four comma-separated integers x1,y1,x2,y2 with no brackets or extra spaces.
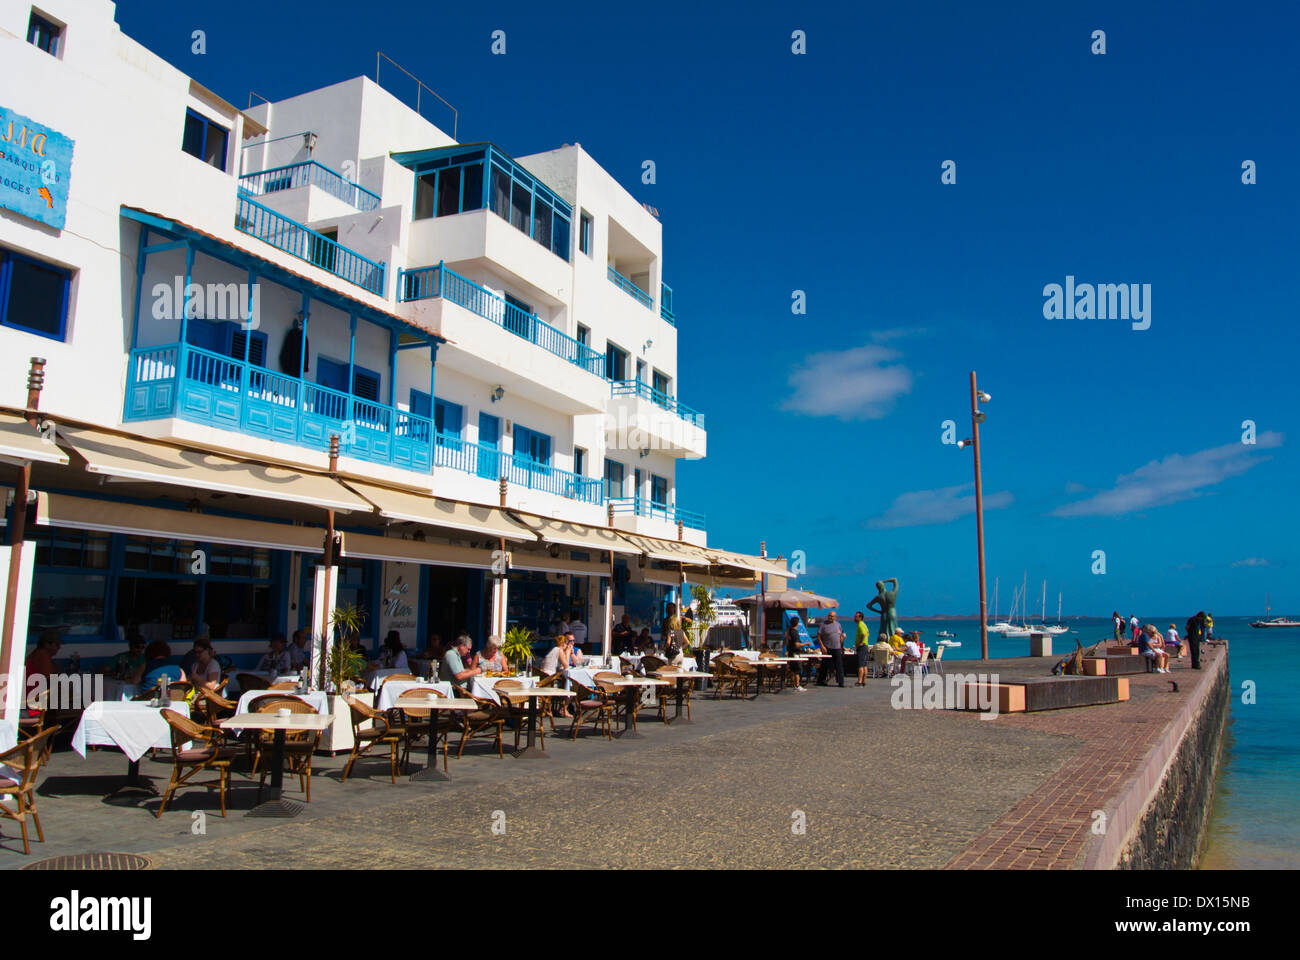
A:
410,389,431,419
351,365,380,402
316,356,348,392
434,398,462,438
186,317,222,352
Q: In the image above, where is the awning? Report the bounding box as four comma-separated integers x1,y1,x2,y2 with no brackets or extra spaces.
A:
509,550,608,577
0,413,69,466
707,549,790,579
56,424,369,513
341,531,497,569
618,533,714,566
346,480,536,542
38,492,327,552
508,513,639,554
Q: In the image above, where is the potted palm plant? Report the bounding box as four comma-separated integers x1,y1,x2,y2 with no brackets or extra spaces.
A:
501,626,536,675
686,585,716,655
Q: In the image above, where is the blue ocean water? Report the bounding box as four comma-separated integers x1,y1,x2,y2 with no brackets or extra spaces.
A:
866,614,1299,869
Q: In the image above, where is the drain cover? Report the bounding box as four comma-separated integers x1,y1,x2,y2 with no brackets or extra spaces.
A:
22,852,152,871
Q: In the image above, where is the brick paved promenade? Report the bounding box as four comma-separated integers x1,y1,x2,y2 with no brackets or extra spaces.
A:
4,645,1224,869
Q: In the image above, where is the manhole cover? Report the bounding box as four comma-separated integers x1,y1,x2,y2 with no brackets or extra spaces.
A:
21,852,152,871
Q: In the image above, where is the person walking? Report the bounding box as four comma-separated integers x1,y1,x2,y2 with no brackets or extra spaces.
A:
1185,611,1205,669
1112,611,1124,642
816,611,845,687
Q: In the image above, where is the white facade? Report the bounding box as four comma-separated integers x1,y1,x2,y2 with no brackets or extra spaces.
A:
0,0,708,542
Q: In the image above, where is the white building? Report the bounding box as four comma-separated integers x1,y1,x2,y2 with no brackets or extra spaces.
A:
0,0,785,720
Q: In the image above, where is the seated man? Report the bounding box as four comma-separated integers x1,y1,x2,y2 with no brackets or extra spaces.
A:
612,614,635,655
287,628,312,670
870,634,896,677
255,636,293,675
101,632,147,683
140,641,186,692
439,635,481,685
1165,623,1182,659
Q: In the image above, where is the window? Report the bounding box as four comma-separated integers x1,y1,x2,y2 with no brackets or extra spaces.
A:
514,425,551,466
574,447,586,476
576,324,589,347
414,173,437,220
605,342,628,381
181,109,229,172
309,227,338,274
504,293,533,339
636,359,646,384
651,474,669,507
318,356,381,402
436,166,462,218
579,211,593,256
0,248,72,342
27,10,62,55
604,459,625,499
653,370,671,406
434,398,463,438
185,318,267,366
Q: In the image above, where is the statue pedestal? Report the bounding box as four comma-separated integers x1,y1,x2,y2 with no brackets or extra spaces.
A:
1029,632,1052,657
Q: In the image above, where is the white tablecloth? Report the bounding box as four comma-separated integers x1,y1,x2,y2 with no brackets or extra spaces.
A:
377,680,453,711
616,655,698,673
236,689,330,716
72,700,191,763
0,719,16,753
363,667,420,690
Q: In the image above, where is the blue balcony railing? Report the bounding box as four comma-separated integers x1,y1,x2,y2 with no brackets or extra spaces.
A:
608,265,653,308
235,195,386,296
432,433,603,504
608,497,705,531
238,160,382,212
398,263,604,376
660,281,675,325
609,380,704,427
124,343,432,472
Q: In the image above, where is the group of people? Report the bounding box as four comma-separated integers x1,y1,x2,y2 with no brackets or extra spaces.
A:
779,610,931,688
1113,610,1214,670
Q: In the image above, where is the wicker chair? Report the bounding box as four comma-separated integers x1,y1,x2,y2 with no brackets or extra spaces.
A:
451,685,507,759
155,710,236,818
534,671,565,728
494,679,546,752
653,667,693,721
568,679,612,740
641,655,668,674
193,686,237,727
618,655,639,676
596,677,642,733
341,695,407,783
729,659,756,699
237,672,269,692
395,688,455,772
710,655,739,699
267,681,297,691
251,696,320,802
0,726,61,854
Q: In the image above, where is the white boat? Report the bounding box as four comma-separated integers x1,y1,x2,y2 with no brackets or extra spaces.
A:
937,639,961,647
1249,595,1299,628
936,630,955,639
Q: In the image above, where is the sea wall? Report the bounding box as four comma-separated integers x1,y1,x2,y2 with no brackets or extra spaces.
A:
1083,647,1229,869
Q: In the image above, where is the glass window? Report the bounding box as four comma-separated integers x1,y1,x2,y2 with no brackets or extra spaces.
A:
576,324,589,347
515,425,551,465
604,459,624,499
579,211,593,256
27,12,62,56
204,582,270,639
414,172,437,220
181,109,230,172
605,343,628,381
651,475,669,506
2,248,72,342
574,447,586,476
533,201,552,250
552,211,570,261
117,576,202,642
436,166,462,218
461,161,484,211
510,181,531,234
491,165,511,220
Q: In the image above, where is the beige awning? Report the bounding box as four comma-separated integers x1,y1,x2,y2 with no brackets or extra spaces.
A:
38,492,327,552
509,550,608,576
618,533,715,566
340,531,497,569
707,549,790,579
0,413,68,466
56,425,369,513
346,480,536,542
508,513,640,554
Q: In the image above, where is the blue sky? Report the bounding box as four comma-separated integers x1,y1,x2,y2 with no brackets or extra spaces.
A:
117,0,1299,617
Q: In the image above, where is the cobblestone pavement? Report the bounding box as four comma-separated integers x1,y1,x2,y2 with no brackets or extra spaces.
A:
9,653,1217,870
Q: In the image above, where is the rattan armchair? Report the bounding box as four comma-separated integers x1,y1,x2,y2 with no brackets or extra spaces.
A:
568,679,612,740
236,672,269,692
341,695,407,783
395,687,455,772
451,685,507,759
155,710,236,818
251,696,320,802
0,725,60,854
494,679,546,752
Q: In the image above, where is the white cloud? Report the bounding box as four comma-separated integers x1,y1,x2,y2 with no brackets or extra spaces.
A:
1051,432,1284,518
867,483,1014,529
780,344,913,420
1230,557,1270,568
1064,481,1088,494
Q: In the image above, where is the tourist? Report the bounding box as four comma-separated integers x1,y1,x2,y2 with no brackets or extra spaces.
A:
1129,615,1141,643
475,636,507,673
377,631,409,672
179,635,212,678
634,628,654,653
256,636,292,675
101,632,147,683
903,633,922,669
612,614,635,654
852,611,871,685
870,633,895,677
287,629,312,670
1112,611,1124,642
889,631,906,656
568,611,589,653
439,635,481,684
140,641,186,692
1204,613,1215,641
1165,623,1182,659
189,643,222,690
816,611,845,687
1185,612,1205,669
1139,624,1170,673
25,630,62,693
566,633,586,667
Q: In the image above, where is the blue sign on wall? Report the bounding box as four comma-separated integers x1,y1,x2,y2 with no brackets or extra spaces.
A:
0,107,74,230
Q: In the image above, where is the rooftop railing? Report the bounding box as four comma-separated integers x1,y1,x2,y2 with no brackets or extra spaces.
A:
608,265,653,309
608,497,706,531
238,160,382,212
433,433,603,504
609,379,704,427
398,263,604,376
235,195,387,296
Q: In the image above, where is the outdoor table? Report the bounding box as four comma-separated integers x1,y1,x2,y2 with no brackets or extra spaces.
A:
495,687,574,759
72,699,190,799
654,671,711,723
219,712,333,817
604,678,668,740
750,657,802,696
236,689,329,716
377,679,453,711
390,692,477,782
362,667,406,690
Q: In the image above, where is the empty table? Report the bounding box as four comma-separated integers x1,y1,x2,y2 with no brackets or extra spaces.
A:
390,691,478,782
219,712,333,817
494,687,574,759
602,678,669,740
654,670,711,723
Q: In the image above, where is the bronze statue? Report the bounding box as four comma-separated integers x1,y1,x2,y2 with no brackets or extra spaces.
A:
867,578,899,639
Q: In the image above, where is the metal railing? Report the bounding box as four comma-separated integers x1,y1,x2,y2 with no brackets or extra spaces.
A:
235,195,387,296
398,263,604,376
432,432,603,504
238,160,382,211
609,379,704,427
607,265,653,308
608,497,706,530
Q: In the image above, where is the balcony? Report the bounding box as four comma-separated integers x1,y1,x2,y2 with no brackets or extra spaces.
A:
124,343,433,472
660,282,676,325
235,194,386,296
433,434,602,504
239,161,381,212
610,379,702,426
609,497,705,531
605,380,707,460
608,265,652,309
400,263,604,375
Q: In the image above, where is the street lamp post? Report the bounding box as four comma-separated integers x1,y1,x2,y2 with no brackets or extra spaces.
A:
958,373,991,659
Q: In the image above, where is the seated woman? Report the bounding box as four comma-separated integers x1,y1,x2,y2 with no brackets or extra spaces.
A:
1165,623,1182,659
474,636,508,674
140,641,186,693
1139,624,1170,673
378,630,409,672
188,643,222,691
634,629,655,653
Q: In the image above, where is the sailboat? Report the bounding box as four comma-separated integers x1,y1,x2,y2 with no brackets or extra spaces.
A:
1251,594,1300,628
1003,579,1032,637
989,577,1016,634
1039,583,1069,635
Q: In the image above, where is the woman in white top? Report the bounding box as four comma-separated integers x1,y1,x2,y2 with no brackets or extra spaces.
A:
189,644,222,690
381,631,409,672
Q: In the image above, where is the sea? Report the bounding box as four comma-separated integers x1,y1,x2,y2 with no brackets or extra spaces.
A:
871,614,1299,869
